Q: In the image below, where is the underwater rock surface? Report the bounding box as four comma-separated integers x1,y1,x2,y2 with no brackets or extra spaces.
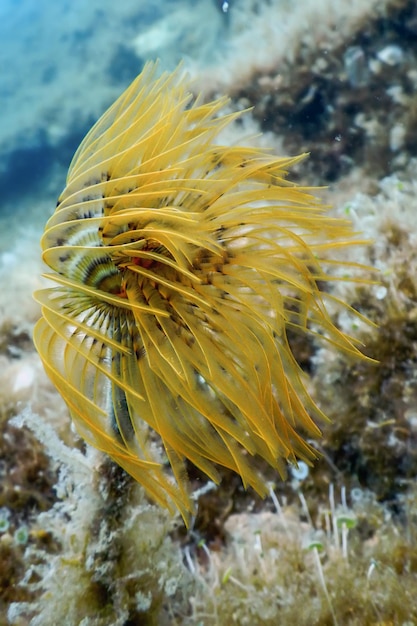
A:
2,0,417,623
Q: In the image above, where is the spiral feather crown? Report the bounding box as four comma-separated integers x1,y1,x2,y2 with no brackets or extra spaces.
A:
34,62,368,522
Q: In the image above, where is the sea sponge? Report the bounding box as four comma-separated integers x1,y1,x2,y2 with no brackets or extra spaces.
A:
33,62,369,522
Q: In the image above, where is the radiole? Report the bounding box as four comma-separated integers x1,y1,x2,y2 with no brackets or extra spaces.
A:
34,62,371,523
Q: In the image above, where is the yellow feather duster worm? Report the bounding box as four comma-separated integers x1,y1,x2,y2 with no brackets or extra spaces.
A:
34,62,368,522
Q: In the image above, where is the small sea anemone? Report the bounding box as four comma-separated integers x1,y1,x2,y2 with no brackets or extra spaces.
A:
34,62,370,522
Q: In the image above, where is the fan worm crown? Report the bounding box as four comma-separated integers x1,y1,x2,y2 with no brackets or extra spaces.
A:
34,62,370,522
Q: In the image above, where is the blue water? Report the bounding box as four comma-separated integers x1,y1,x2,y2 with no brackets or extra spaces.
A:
0,0,230,229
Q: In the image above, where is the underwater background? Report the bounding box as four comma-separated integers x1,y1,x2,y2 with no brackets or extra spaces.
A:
2,0,417,624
